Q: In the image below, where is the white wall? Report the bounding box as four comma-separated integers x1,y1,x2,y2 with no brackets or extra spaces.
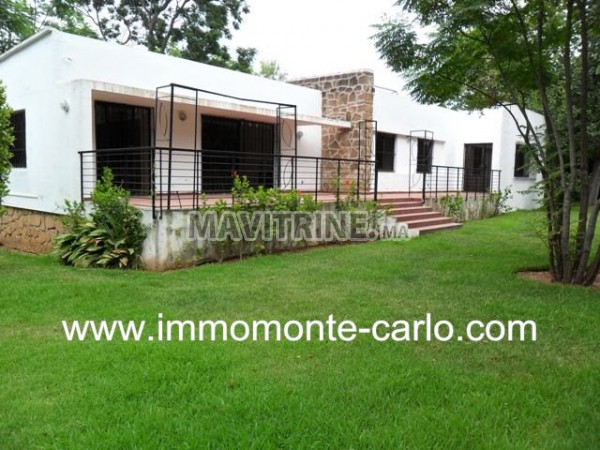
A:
0,34,90,214
0,30,324,213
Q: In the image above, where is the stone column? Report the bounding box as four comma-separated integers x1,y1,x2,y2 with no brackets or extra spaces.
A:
292,70,375,194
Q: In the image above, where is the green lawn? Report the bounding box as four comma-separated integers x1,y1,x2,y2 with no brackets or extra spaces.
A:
1,210,599,449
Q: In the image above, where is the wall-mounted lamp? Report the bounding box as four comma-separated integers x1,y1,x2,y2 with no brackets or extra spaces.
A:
178,110,187,122
296,131,304,140
60,100,70,113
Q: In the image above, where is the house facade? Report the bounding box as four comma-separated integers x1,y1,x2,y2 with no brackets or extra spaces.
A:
0,29,543,258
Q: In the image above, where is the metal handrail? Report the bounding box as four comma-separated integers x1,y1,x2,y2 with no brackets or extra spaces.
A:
421,164,502,202
79,147,379,219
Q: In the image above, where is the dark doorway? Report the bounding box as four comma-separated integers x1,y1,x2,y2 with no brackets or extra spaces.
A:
95,101,152,195
201,115,274,192
464,143,493,192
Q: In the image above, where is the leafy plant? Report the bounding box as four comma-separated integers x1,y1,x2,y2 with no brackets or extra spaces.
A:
440,195,465,222
0,81,13,218
54,168,147,269
231,175,323,213
490,187,513,216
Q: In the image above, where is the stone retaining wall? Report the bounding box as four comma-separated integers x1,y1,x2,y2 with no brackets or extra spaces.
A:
0,207,63,253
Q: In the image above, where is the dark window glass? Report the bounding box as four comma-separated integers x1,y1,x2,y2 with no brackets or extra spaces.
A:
376,132,395,172
514,144,531,178
10,110,26,168
416,138,433,174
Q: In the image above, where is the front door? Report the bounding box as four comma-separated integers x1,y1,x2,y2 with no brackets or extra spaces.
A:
464,143,492,192
94,101,152,195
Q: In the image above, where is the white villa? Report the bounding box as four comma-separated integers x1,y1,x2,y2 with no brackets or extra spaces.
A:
0,29,543,266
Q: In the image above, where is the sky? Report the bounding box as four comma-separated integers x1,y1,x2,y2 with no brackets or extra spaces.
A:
230,0,407,92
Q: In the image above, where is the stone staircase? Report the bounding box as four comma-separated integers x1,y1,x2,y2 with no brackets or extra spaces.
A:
378,197,462,235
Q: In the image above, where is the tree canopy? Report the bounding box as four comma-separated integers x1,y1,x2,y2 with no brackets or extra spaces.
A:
1,0,256,73
255,60,287,81
375,0,600,285
0,1,35,53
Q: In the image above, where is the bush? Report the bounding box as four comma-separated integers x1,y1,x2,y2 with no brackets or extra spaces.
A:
54,168,147,269
230,175,323,212
0,81,13,218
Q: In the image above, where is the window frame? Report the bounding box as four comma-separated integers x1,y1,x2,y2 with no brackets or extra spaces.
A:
9,109,26,169
514,143,534,179
376,132,396,173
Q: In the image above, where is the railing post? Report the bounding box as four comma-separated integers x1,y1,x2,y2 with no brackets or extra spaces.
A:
159,148,163,218
337,159,341,202
373,160,378,202
315,158,319,201
151,148,156,219
356,160,361,201
167,148,172,211
79,152,84,202
435,167,439,200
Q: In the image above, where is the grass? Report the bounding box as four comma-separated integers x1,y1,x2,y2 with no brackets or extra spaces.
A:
1,210,599,449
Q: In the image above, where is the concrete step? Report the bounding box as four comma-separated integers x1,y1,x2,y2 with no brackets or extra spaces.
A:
377,198,421,206
418,222,463,234
404,216,454,229
388,206,434,214
393,211,442,222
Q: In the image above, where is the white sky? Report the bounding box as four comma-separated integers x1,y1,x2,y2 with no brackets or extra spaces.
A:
230,0,407,92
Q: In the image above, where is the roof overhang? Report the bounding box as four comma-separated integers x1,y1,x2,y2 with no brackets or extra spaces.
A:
72,80,351,129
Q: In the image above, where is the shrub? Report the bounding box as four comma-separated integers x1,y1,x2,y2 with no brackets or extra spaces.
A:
490,187,513,216
230,175,323,212
54,168,147,269
0,82,13,218
440,195,465,222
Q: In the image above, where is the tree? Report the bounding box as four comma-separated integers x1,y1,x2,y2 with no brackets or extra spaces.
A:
256,59,287,81
374,0,599,285
0,0,35,53
52,0,257,72
0,81,13,217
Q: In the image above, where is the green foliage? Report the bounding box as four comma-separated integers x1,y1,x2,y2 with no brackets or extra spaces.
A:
440,195,465,222
256,60,287,81
0,0,96,52
0,81,13,217
490,187,513,216
373,2,549,110
51,0,256,72
230,175,323,213
0,0,35,53
54,168,146,269
331,177,366,211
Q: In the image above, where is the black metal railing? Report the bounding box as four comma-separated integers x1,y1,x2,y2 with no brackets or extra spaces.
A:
79,147,378,218
421,165,502,201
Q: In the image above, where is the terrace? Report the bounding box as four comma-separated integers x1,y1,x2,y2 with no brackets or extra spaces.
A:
79,83,502,220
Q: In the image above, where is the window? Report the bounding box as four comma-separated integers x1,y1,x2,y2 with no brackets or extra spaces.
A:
416,138,433,174
10,110,26,168
376,132,395,172
514,144,533,178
